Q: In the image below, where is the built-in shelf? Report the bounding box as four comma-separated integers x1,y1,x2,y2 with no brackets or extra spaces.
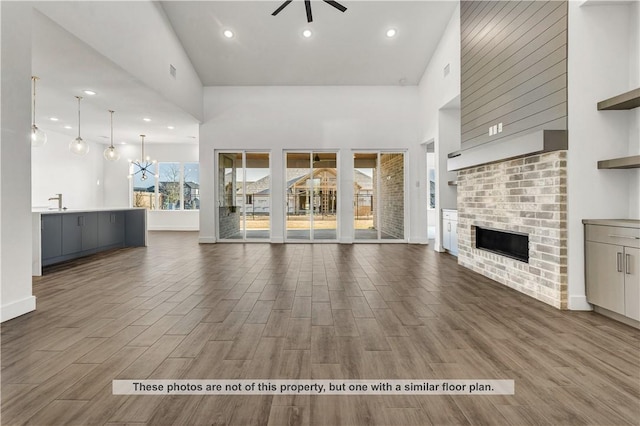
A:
597,155,640,169
447,180,458,186
597,88,640,110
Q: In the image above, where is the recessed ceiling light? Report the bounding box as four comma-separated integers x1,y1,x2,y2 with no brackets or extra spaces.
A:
63,125,72,129
386,28,397,38
49,117,59,121
120,141,127,145
167,126,175,130
143,118,151,122
302,29,312,38
223,29,234,39
83,90,97,95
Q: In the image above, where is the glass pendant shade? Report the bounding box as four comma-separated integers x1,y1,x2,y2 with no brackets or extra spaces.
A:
103,110,120,161
31,125,47,147
104,145,120,161
31,76,47,147
69,95,89,156
70,136,89,155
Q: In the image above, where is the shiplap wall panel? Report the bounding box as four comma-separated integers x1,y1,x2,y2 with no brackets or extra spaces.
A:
463,58,566,122
463,3,565,90
461,1,567,149
461,1,536,61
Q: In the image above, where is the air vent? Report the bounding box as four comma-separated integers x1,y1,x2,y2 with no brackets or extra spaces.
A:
169,64,177,79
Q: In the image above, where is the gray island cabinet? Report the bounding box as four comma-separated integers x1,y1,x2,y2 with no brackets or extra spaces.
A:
32,208,146,276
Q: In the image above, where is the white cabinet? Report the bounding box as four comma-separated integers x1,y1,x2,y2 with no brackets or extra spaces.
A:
442,209,458,256
584,221,640,324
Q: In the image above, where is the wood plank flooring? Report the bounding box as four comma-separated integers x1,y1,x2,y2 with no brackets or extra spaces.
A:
2,231,639,425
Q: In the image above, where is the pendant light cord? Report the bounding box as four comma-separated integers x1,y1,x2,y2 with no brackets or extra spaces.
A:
32,76,38,126
140,135,146,160
109,110,115,148
75,96,83,139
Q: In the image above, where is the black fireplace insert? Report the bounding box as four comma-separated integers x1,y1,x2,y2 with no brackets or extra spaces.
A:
475,227,529,263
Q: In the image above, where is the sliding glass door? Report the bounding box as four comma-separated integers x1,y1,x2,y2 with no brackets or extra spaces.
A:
285,152,337,241
353,152,405,241
217,151,270,241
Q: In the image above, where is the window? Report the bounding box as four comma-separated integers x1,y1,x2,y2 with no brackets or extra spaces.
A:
132,163,156,210
130,162,199,210
159,162,181,210
184,163,200,210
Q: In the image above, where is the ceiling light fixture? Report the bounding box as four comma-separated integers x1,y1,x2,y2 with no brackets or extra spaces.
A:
63,125,72,129
143,117,151,122
69,96,89,155
83,90,97,95
223,29,234,39
128,134,157,181
272,0,347,23
386,28,397,38
302,29,312,38
103,110,120,161
31,76,47,147
167,125,175,130
49,117,59,122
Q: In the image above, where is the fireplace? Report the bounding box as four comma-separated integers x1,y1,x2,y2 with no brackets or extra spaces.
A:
475,227,529,263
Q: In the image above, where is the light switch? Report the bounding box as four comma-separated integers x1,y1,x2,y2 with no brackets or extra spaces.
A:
498,122,503,133
492,125,498,134
489,126,494,136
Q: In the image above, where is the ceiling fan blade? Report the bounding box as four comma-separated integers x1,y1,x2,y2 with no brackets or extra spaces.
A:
272,0,293,16
323,0,347,13
305,0,313,22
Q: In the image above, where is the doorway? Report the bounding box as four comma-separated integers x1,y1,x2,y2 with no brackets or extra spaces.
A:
353,152,406,241
217,151,271,241
285,152,338,241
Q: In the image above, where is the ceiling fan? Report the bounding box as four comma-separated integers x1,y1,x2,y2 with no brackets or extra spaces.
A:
272,0,347,23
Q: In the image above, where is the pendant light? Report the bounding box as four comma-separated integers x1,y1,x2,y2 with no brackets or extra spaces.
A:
103,110,120,161
31,76,47,147
69,96,89,155
128,134,157,181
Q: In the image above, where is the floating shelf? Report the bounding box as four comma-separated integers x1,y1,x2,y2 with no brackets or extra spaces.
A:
447,180,458,186
597,88,640,110
597,155,640,169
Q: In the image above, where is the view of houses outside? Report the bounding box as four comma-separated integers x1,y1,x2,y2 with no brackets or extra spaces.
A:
132,162,199,210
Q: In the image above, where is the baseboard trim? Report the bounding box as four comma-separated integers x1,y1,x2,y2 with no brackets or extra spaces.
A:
271,237,284,244
198,237,217,244
568,295,592,311
1,296,36,323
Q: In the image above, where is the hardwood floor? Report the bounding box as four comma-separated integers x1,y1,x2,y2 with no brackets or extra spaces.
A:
2,231,639,425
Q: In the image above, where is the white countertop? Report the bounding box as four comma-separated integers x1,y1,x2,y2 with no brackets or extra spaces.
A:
33,207,145,215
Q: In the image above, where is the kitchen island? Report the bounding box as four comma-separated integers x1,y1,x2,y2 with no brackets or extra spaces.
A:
32,208,147,276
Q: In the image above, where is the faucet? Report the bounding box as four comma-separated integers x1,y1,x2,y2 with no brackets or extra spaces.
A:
48,193,63,210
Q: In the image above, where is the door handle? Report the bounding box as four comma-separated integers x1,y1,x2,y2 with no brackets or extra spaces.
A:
617,252,623,272
447,222,451,232
626,254,632,275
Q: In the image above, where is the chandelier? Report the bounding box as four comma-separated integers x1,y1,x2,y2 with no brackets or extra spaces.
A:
128,134,157,181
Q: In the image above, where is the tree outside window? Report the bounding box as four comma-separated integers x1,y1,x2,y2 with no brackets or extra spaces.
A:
159,163,181,210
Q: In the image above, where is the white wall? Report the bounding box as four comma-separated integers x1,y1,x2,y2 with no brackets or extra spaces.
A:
200,86,422,244
31,129,104,209
1,2,36,322
33,1,203,121
417,5,461,252
102,142,199,230
567,1,639,310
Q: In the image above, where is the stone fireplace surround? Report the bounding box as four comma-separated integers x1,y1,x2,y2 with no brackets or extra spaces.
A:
456,151,568,309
